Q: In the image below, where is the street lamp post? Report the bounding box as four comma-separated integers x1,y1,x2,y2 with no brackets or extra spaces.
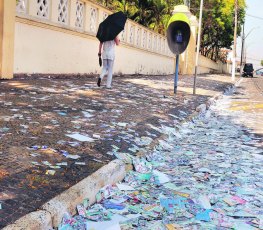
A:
240,26,260,77
231,0,238,81
240,23,245,77
193,0,204,95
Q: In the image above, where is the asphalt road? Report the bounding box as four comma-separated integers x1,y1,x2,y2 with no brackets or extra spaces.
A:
222,75,263,137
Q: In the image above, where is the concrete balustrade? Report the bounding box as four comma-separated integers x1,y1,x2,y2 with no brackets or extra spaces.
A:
15,0,171,57
0,1,230,78
12,0,176,76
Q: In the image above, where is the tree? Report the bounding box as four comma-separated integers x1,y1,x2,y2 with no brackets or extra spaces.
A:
130,0,156,27
96,0,113,7
95,0,246,61
190,0,246,62
98,0,183,34
111,0,137,17
261,60,263,66
147,0,169,33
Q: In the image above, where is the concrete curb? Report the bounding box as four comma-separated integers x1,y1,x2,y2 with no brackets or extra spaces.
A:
2,211,52,230
2,79,239,230
2,160,126,230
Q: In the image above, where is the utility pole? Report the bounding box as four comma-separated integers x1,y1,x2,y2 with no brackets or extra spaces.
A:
240,23,245,77
231,0,238,81
193,0,204,95
241,26,260,72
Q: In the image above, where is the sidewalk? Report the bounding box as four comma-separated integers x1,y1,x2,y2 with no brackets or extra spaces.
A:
56,76,262,230
0,74,233,227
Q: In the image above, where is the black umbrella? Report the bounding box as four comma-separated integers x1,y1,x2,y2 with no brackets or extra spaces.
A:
96,11,127,43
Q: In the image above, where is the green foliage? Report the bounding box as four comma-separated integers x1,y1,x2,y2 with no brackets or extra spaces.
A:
190,0,246,62
261,60,263,66
96,0,183,34
96,0,246,62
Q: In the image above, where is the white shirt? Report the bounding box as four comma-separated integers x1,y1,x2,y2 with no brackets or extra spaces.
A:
102,40,116,60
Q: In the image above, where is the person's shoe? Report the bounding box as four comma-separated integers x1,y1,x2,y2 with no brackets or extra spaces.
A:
106,86,112,89
97,78,101,87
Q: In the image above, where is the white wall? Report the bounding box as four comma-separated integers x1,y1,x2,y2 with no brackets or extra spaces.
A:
198,55,219,74
14,22,175,75
14,0,228,76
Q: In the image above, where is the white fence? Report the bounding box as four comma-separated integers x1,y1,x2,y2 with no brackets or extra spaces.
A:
15,0,172,57
14,0,229,76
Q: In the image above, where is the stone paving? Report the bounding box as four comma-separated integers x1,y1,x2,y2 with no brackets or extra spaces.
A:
0,74,233,227
58,78,263,230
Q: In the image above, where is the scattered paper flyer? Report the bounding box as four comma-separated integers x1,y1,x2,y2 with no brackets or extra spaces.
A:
66,133,95,142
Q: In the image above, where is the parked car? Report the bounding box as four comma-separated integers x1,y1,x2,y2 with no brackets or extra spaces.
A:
255,68,263,76
242,63,254,77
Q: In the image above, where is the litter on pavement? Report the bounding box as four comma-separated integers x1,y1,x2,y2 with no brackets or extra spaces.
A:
58,93,263,230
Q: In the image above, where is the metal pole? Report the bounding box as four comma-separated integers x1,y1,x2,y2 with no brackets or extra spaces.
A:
241,26,260,75
240,23,245,77
231,0,238,81
174,54,180,94
193,0,203,95
244,46,247,63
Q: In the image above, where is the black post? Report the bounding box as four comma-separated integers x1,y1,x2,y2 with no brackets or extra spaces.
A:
240,23,245,77
174,54,180,94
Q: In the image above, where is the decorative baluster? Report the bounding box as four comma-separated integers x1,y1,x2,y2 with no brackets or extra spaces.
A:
120,24,127,42
75,1,84,28
153,35,157,52
148,33,152,50
16,0,27,14
129,24,135,45
37,0,50,18
142,30,147,49
89,6,98,33
102,12,108,21
58,0,69,24
136,28,141,47
157,36,162,53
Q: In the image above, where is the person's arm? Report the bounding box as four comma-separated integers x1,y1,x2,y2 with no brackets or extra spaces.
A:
114,36,120,46
98,42,103,56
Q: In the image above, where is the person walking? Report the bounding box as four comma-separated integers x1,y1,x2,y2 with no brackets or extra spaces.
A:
97,36,120,89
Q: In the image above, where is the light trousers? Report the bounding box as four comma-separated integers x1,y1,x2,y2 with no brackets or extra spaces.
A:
100,59,114,88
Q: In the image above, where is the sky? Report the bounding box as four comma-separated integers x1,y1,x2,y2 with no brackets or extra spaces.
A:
236,0,263,70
